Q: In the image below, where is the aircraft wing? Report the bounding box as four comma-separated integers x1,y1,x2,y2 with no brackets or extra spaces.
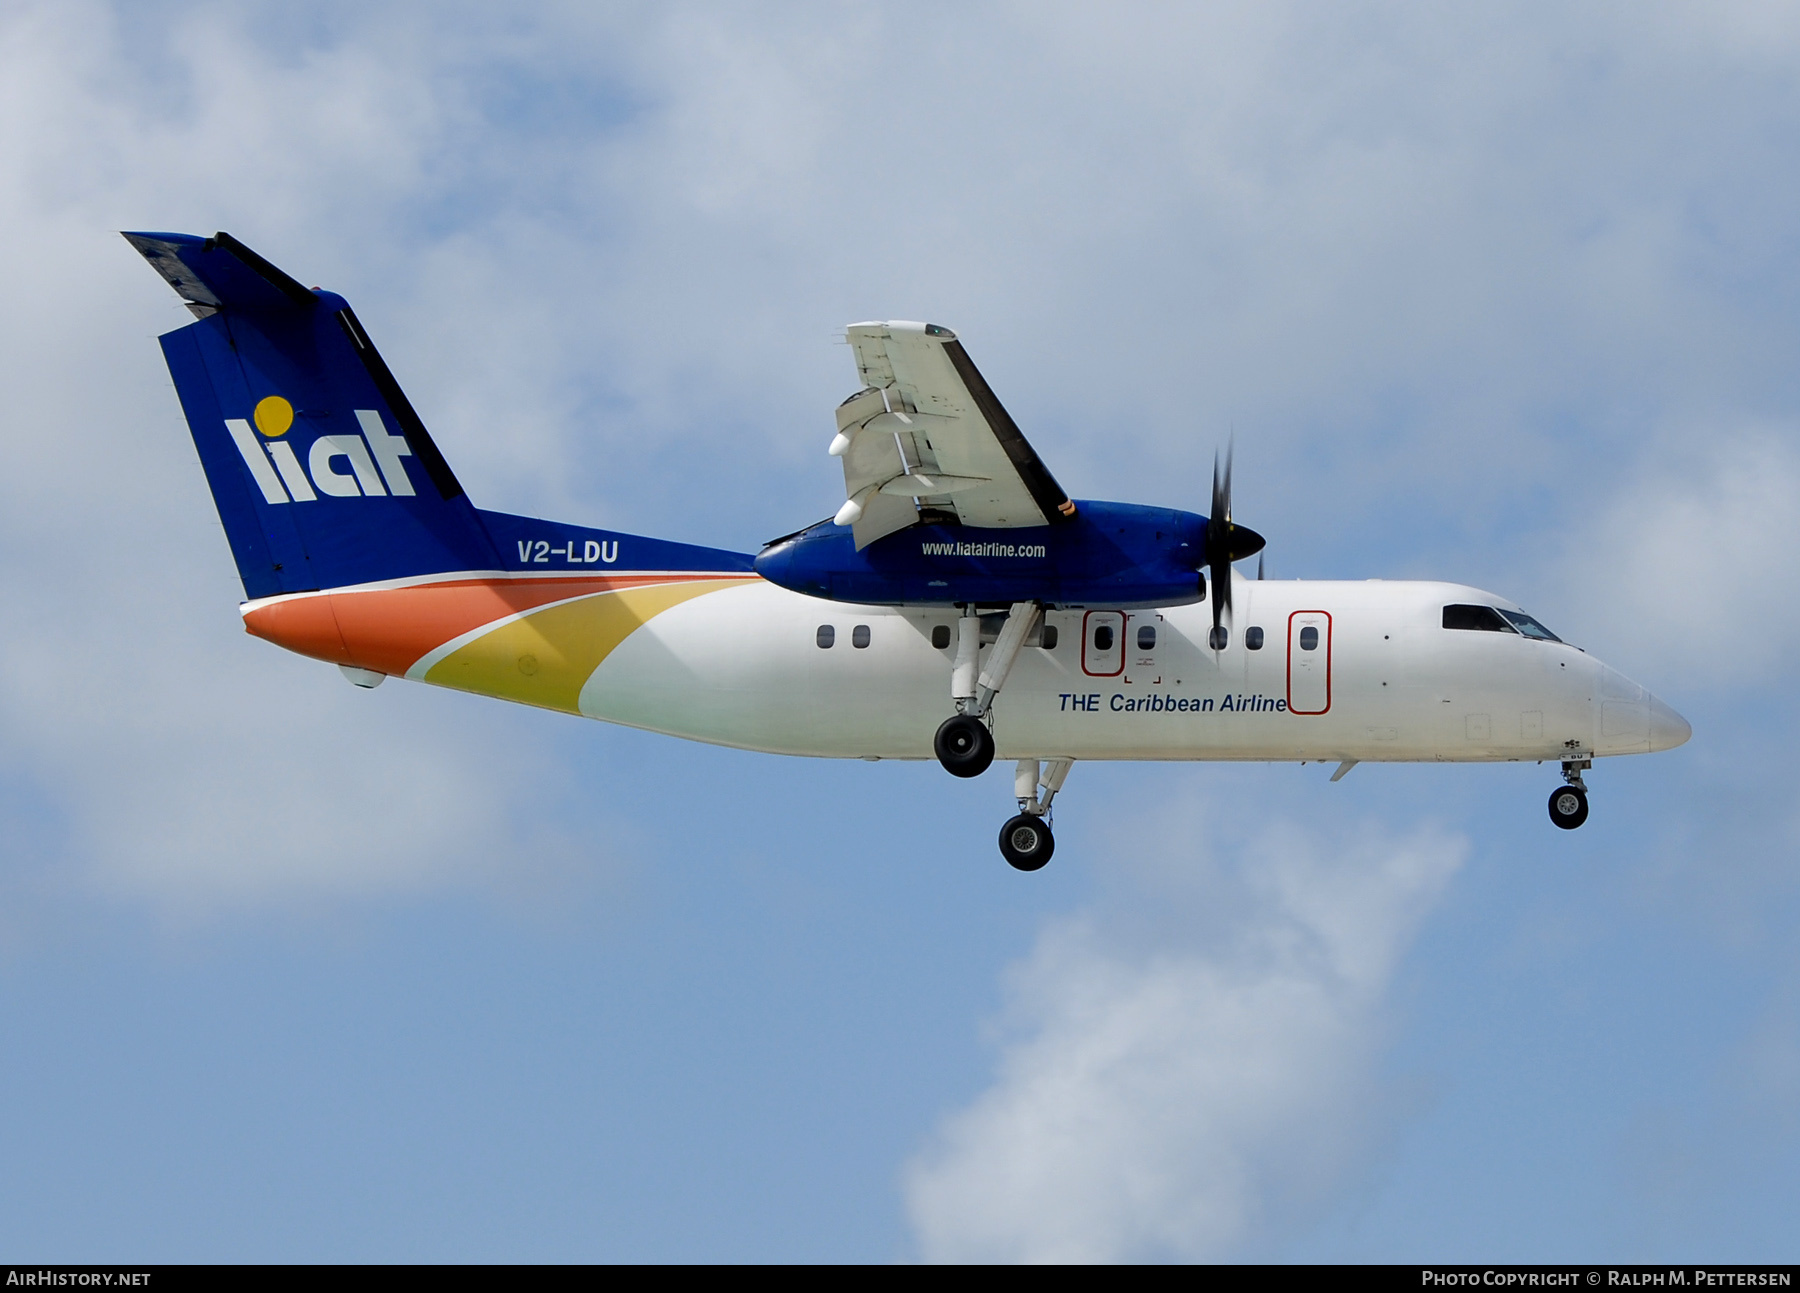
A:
834,322,1077,548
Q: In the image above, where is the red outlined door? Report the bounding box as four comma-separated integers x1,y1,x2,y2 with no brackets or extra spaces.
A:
1082,610,1125,677
1287,610,1331,714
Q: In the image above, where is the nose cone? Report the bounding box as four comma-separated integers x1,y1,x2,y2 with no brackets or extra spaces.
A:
1592,662,1690,756
1648,695,1692,752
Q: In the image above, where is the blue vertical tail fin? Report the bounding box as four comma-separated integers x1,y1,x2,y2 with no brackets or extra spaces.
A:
128,231,502,598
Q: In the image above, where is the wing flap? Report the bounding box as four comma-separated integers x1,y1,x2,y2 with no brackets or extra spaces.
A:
850,492,921,550
833,322,1075,546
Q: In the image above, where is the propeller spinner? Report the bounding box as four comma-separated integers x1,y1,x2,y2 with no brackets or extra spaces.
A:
1204,445,1265,650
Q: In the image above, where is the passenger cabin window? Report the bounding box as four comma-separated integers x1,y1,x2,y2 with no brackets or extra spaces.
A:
1137,625,1157,651
1299,625,1320,651
931,624,951,650
1040,625,1059,651
1209,625,1229,650
852,624,871,649
1498,609,1562,642
1246,626,1265,650
1094,624,1114,652
1442,604,1515,633
816,625,835,648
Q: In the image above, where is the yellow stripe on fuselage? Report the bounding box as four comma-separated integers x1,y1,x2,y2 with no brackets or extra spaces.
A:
422,579,741,713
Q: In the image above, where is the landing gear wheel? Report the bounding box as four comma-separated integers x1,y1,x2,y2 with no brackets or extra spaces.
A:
999,813,1055,871
935,714,995,778
1548,784,1589,830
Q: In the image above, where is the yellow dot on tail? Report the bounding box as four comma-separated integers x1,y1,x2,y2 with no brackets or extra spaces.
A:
253,395,294,437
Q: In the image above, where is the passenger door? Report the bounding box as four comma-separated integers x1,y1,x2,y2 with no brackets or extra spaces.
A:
1287,610,1331,714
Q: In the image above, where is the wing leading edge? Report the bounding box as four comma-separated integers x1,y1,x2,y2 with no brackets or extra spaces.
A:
833,322,1076,548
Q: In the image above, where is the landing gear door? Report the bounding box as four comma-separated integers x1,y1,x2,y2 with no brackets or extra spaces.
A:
1287,610,1331,715
1082,610,1125,677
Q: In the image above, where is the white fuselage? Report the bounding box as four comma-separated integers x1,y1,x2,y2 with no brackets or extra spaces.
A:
574,575,1688,764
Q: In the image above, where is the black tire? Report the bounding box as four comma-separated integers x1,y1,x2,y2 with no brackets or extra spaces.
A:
1548,784,1589,830
934,714,995,778
999,813,1055,871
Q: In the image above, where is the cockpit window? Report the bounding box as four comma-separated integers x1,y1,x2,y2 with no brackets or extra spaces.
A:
1498,609,1561,642
1442,604,1516,633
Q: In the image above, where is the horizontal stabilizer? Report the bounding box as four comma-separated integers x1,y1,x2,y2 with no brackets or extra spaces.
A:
124,230,316,316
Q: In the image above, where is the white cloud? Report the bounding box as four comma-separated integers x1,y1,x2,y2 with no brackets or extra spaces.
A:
1549,429,1800,692
0,3,605,910
904,810,1465,1263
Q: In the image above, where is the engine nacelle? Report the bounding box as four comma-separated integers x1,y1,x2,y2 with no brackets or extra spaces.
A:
753,500,1210,608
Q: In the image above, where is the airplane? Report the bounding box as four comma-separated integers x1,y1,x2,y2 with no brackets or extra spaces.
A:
125,231,1691,871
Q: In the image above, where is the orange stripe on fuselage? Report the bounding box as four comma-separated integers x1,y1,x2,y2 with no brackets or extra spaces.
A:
243,574,753,677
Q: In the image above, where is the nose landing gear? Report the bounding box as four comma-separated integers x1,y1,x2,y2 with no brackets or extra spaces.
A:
1549,759,1590,830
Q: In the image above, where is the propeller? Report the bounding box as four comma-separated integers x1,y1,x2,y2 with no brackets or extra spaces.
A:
1204,442,1265,650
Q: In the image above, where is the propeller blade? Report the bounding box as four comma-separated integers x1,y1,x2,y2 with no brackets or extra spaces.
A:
1203,441,1266,649
1208,450,1230,641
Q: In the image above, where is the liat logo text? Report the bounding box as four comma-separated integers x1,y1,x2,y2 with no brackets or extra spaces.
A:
225,395,416,504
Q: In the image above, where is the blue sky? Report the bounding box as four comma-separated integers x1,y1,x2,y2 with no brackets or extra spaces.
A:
1,1,1797,1262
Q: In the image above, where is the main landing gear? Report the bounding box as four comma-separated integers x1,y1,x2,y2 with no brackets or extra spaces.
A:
1000,814,1053,871
1548,759,1590,830
934,713,993,778
931,603,1073,870
933,601,1041,781
999,758,1073,871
